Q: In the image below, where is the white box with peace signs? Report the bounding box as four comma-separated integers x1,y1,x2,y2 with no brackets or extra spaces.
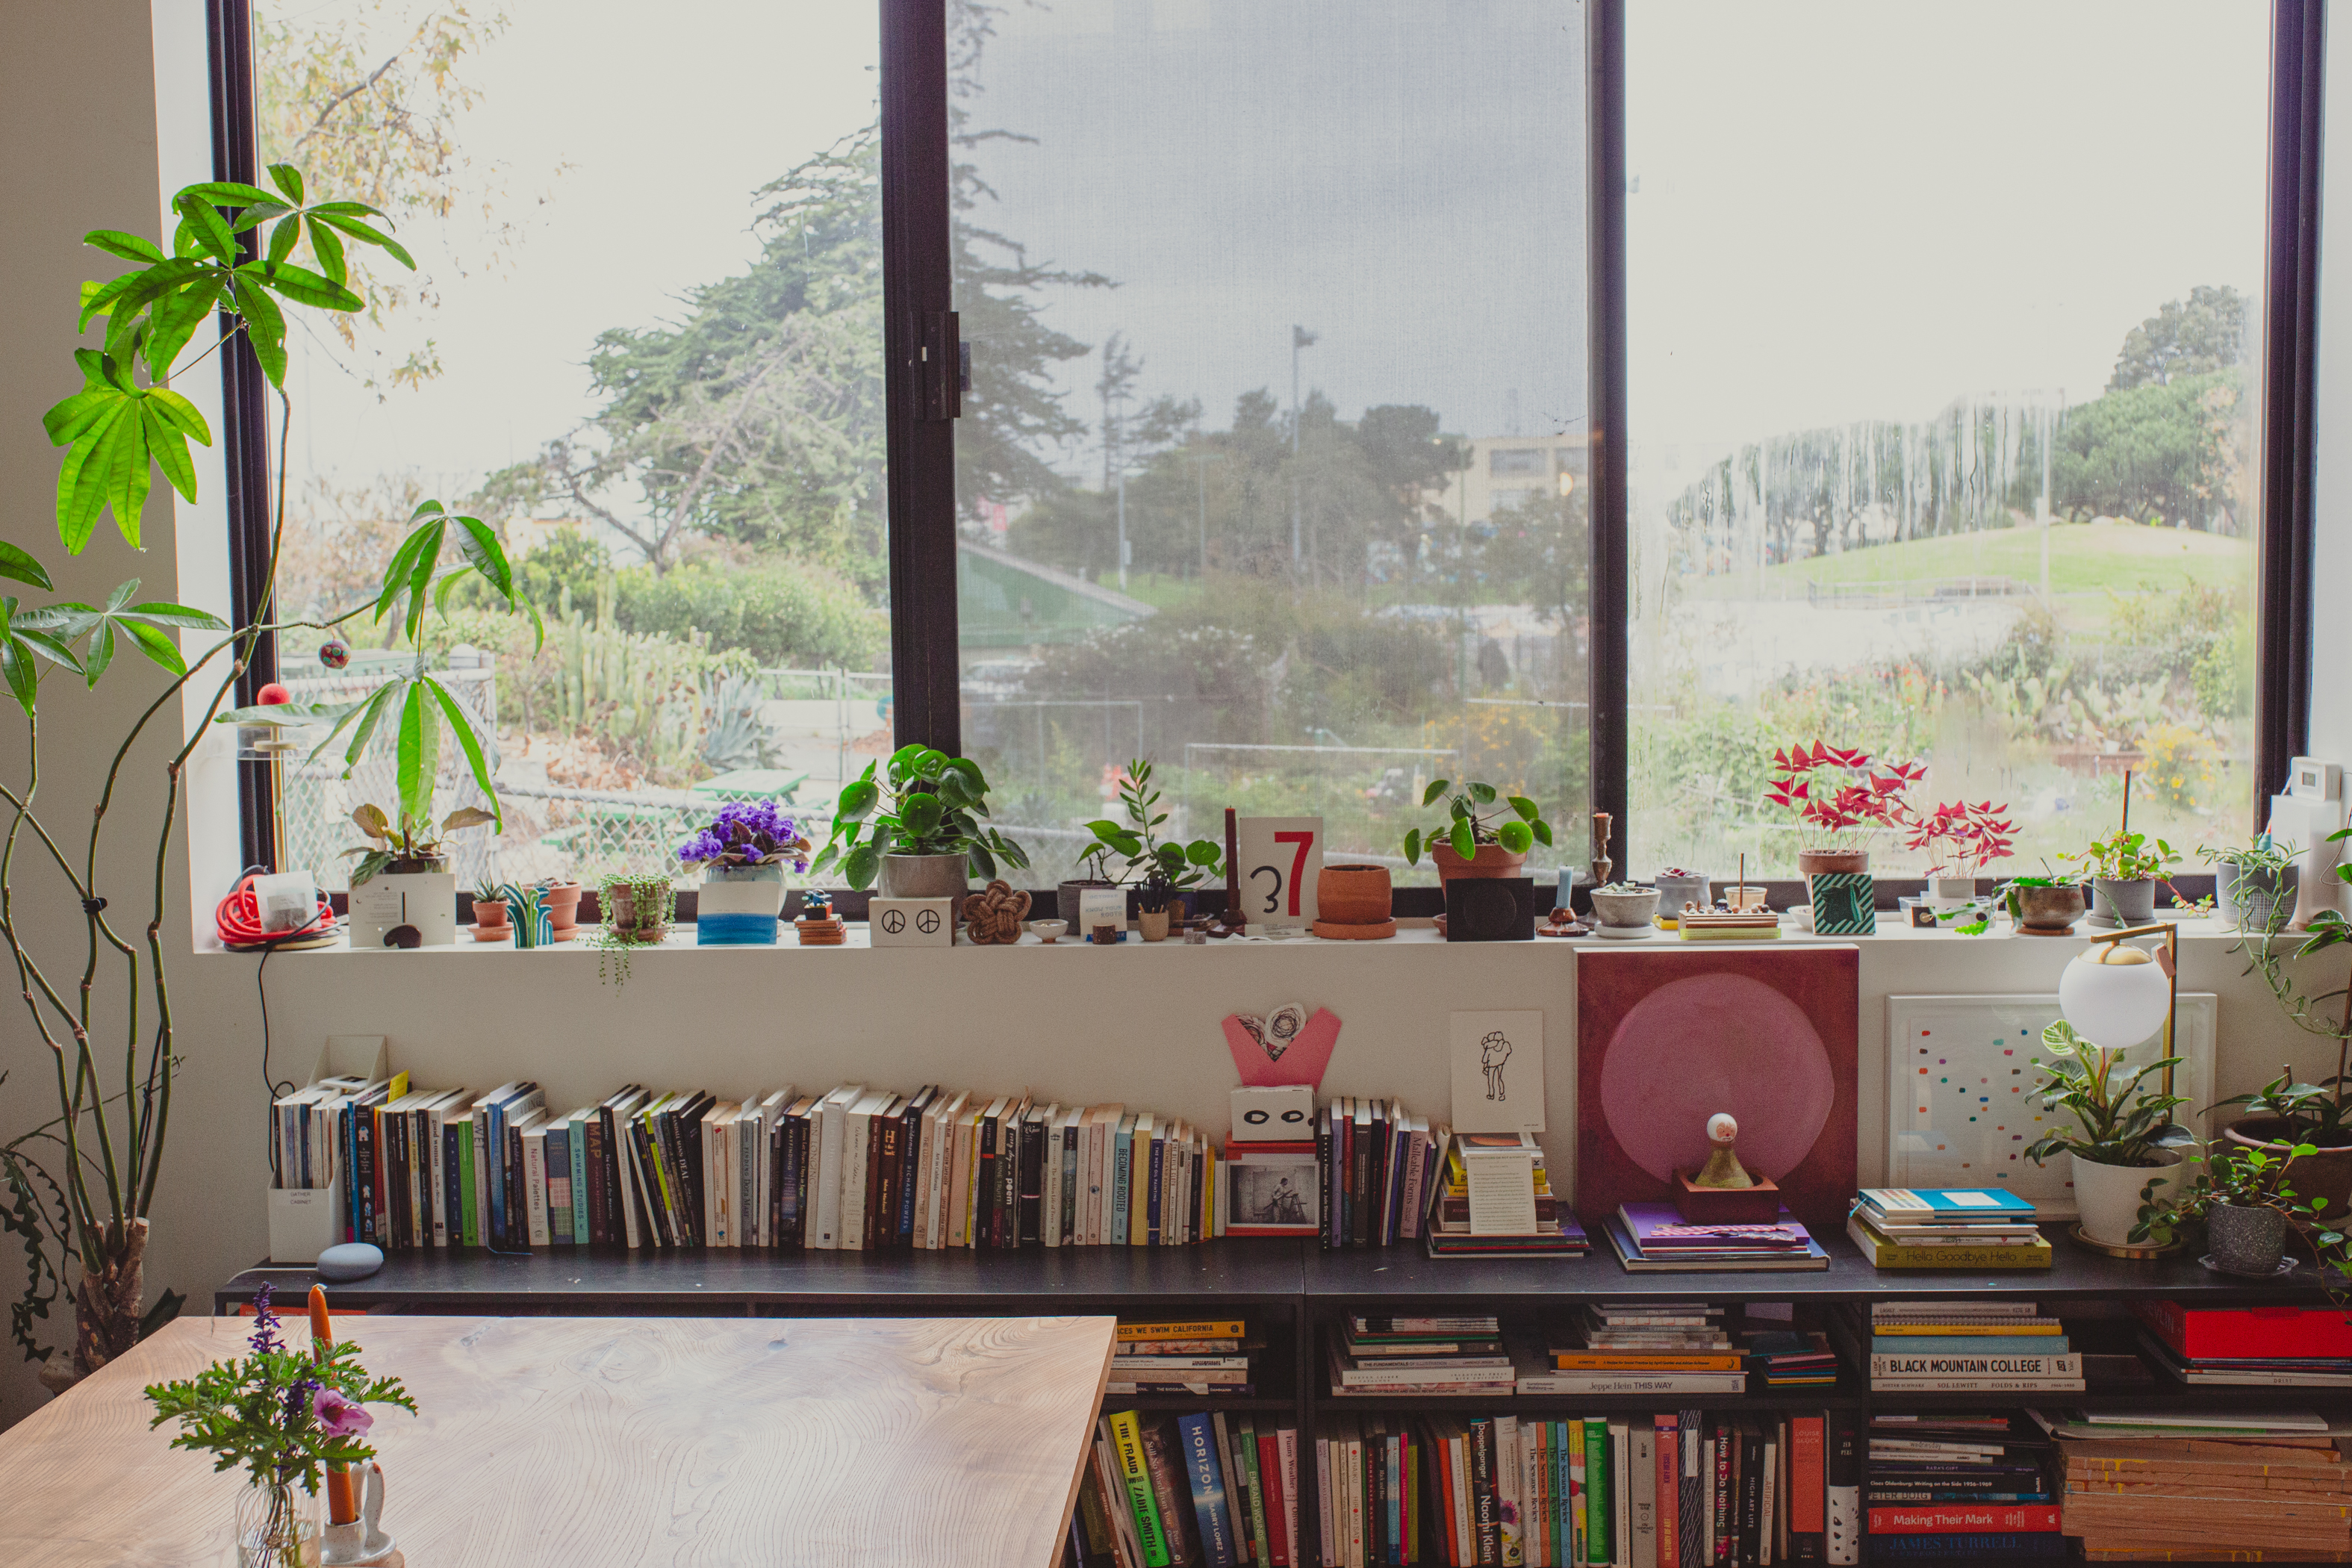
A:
868,896,956,948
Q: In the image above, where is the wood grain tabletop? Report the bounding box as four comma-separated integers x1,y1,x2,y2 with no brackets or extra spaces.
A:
0,1312,1117,1567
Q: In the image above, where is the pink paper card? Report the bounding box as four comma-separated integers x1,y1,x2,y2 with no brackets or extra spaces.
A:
1224,1007,1341,1088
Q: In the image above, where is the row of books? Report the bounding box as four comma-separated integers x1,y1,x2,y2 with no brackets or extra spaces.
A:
2038,1403,2352,1561
285,1072,1239,1252
1328,1315,1511,1399
1310,1409,1855,1568
2131,1296,2352,1387
1316,1098,1442,1251
1111,1317,1266,1399
1329,1307,1841,1401
1841,1188,2052,1272
1865,1414,2057,1563
1073,1404,1301,1568
1832,1303,2083,1396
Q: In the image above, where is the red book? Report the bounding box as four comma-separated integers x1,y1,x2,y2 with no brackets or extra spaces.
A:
1788,1416,1825,1534
1867,1505,2062,1534
2132,1298,2352,1360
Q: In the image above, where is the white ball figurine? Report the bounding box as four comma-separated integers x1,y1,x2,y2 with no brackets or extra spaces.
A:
1695,1112,1755,1189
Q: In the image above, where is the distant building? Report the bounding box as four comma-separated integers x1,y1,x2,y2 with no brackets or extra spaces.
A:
1444,434,1583,528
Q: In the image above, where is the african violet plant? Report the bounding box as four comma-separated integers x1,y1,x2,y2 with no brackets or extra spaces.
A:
676,799,812,872
1401,779,1553,867
812,744,1030,890
0,167,535,1379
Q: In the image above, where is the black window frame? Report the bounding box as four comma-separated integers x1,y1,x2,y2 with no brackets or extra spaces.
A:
212,0,2324,907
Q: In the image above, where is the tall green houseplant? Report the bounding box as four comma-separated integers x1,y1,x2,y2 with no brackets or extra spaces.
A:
3,168,534,1378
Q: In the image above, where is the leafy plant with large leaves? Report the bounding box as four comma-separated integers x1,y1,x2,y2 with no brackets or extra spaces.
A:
810,744,1030,891
0,170,530,1383
1400,778,1554,868
1075,758,1223,897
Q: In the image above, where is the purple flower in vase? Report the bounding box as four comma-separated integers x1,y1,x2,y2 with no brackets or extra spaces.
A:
249,1283,281,1355
313,1387,373,1439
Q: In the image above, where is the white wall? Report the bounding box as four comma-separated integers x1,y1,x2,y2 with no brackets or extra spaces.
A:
3,3,2352,1436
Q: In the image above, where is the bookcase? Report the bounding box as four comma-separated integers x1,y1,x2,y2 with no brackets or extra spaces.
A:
219,1240,2348,1567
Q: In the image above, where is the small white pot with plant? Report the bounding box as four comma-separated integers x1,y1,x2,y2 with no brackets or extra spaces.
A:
2025,1018,2193,1246
1903,799,2015,909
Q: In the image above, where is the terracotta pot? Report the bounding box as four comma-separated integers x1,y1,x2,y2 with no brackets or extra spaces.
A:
2009,883,2087,934
468,895,509,929
2224,1117,2352,1233
1796,848,1870,878
1428,843,1527,883
541,880,584,939
604,883,670,945
1137,907,1172,942
1317,863,1393,925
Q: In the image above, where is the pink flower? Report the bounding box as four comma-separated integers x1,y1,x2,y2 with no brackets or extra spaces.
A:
313,1388,373,1439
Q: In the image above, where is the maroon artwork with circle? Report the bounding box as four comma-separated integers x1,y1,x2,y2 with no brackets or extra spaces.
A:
1575,948,1858,1231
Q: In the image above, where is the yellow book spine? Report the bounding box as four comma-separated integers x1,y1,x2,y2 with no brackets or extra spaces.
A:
1110,1410,1171,1567
1116,1319,1247,1341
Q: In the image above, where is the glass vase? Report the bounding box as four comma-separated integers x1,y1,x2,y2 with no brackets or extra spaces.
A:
234,1477,321,1568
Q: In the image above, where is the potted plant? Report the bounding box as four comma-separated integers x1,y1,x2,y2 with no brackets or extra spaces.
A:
1073,759,1225,937
341,803,494,948
2203,834,2298,934
467,879,509,942
539,876,585,942
1402,779,1553,883
1316,862,1395,936
592,872,676,986
1764,741,1923,880
2203,1068,2352,1237
2003,872,2089,936
812,744,1029,898
2060,824,2180,927
676,800,809,947
1903,798,2015,907
2024,1018,2193,1245
1589,882,1661,936
146,1284,415,1567
2131,1139,2325,1275
1653,867,1710,917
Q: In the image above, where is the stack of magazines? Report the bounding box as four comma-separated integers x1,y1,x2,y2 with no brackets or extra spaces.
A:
1422,1133,1589,1257
1326,1313,1513,1398
1516,1302,1746,1397
1602,1202,1829,1272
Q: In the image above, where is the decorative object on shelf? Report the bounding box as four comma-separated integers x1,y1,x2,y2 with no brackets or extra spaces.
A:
1449,1010,1544,1133
146,1283,415,1568
1587,883,1658,938
1088,924,1119,945
2205,832,2299,933
1653,868,1709,919
1233,814,1325,928
2061,773,2179,927
1222,1003,1342,1089
962,880,1030,945
1312,862,1395,939
812,744,1028,895
678,799,807,947
1577,947,1859,1231
317,637,351,671
1076,884,1124,940
793,891,847,945
590,873,674,986
2003,874,2088,935
1673,1112,1784,1224
1443,874,1539,942
1883,992,2216,1219
321,1461,397,1567
1056,877,1113,929
344,804,476,951
466,881,509,942
1403,779,1551,888
539,878,584,942
315,1243,383,1284
1074,759,1225,938
1807,871,1876,936
1182,921,1207,944
1903,797,2015,906
1211,806,1245,935
1228,1083,1315,1142
1589,811,1614,890
870,895,954,948
1765,740,1923,883
1536,906,1587,938
1027,918,1067,944
491,883,554,949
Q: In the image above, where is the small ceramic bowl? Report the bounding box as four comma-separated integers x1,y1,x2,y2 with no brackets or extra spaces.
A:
1027,919,1068,944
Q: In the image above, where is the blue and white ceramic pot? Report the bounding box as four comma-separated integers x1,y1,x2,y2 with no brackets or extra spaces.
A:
698,862,785,945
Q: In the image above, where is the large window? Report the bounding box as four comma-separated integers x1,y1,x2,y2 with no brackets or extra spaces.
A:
253,1,889,889
948,0,1592,884
1623,1,2272,879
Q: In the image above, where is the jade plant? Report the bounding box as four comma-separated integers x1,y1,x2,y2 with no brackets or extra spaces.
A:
1401,779,1553,867
812,744,1030,889
1076,759,1223,911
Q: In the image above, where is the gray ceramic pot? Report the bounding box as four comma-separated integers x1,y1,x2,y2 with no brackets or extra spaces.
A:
2207,1201,2287,1275
1590,886,1661,929
1059,878,1116,928
1654,871,1710,916
877,851,970,901
2218,862,2298,935
2091,877,2156,925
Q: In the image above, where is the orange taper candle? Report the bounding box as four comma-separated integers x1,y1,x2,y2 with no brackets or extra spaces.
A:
308,1284,358,1526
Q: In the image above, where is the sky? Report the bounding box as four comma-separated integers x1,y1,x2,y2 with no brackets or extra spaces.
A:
261,0,2273,529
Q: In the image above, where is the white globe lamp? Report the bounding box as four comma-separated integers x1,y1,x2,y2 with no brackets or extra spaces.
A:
2057,942,2171,1051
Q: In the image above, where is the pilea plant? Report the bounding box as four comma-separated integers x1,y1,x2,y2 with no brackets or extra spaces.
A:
1401,779,1553,867
812,744,1030,889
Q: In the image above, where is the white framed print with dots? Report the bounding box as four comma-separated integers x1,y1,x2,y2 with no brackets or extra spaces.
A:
1883,993,2216,1221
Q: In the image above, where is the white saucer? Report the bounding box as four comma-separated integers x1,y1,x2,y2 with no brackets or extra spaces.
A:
1593,924,1655,940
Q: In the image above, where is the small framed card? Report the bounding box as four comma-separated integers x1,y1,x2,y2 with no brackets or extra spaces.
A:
1449,1009,1544,1134
1222,1145,1321,1235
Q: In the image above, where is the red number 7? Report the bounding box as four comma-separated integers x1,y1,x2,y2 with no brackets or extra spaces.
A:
1275,831,1314,918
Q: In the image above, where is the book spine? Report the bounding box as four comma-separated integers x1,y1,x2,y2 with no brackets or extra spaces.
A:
1180,1413,1239,1568
897,1098,924,1248
1865,1506,2060,1534
545,1120,570,1245
872,1110,900,1252
1275,1428,1297,1568
1113,1412,1175,1568
1001,1110,1024,1250
1711,1424,1731,1567
1141,1419,1198,1568
1239,1422,1272,1568
1824,1412,1858,1567
1021,1114,1047,1248
524,1127,551,1248
1113,1123,1133,1246
1788,1415,1823,1562
1739,1426,1761,1568
572,1116,592,1246
589,1107,615,1247
1147,1127,1166,1246
1584,1417,1608,1567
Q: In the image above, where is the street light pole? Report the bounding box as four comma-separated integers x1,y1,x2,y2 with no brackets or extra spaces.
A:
1291,324,1316,569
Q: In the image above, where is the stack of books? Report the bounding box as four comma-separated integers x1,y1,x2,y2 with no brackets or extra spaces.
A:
2130,1297,2352,1387
1602,1202,1829,1272
1844,1186,2052,1271
1109,1318,1258,1399
1839,1301,2083,1394
1422,1132,1588,1258
1518,1302,1747,1397
1867,1414,2061,1561
1077,1407,1301,1568
2038,1405,2352,1561
1327,1314,1513,1399
1317,1097,1443,1251
1740,1327,1840,1390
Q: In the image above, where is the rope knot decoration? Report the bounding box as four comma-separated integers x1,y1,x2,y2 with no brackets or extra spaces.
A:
962,880,1031,945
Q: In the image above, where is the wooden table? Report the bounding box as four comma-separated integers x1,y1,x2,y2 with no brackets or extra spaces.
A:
0,1313,1116,1567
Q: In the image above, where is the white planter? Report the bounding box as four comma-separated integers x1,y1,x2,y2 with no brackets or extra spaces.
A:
698,864,786,946
347,866,456,949
2071,1149,2181,1245
1929,875,1977,909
